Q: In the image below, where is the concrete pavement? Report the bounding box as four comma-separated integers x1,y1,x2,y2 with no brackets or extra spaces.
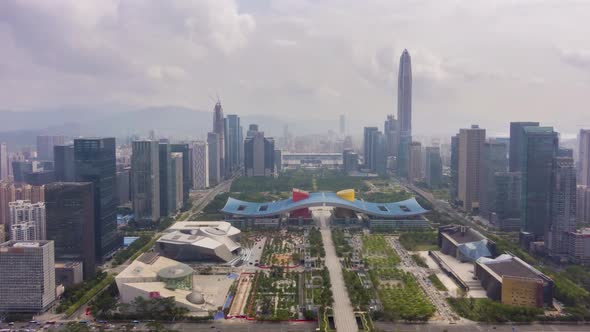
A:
315,209,359,332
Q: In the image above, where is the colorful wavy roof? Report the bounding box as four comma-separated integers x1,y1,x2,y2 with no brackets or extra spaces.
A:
221,191,428,218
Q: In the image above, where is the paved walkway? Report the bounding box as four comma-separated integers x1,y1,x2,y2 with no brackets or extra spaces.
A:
315,210,358,332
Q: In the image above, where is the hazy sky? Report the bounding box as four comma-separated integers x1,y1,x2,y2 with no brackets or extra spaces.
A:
1,0,589,136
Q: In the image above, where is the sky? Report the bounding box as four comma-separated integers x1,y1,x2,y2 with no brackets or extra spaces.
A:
0,0,589,137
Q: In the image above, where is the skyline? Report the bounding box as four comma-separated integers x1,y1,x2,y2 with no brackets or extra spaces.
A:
0,1,589,137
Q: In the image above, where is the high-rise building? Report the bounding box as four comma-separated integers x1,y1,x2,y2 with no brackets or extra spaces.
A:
158,143,173,218
45,182,96,279
373,131,388,177
458,125,486,213
343,149,359,173
212,102,225,179
37,135,65,161
225,114,242,174
521,126,558,237
577,185,590,224
244,125,275,177
170,143,190,207
54,144,75,182
579,129,590,187
339,114,346,135
171,153,184,211
450,135,459,203
480,141,508,218
494,172,522,224
409,141,423,182
509,122,539,172
0,183,44,228
425,146,442,187
0,241,56,313
207,133,221,185
546,157,577,257
74,137,120,261
9,200,46,241
116,168,131,205
132,140,160,224
363,127,379,170
24,170,55,186
12,160,33,183
0,142,7,181
397,49,412,178
190,141,209,189
384,115,398,158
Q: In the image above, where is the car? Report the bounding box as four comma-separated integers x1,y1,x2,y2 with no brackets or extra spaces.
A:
132,320,140,324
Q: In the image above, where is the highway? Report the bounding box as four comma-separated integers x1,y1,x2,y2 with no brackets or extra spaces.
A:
315,209,359,332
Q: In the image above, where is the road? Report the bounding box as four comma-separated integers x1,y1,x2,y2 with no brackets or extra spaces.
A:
314,209,359,332
387,237,457,323
374,322,590,332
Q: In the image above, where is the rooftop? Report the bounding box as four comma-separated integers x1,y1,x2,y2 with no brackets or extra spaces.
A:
477,254,549,282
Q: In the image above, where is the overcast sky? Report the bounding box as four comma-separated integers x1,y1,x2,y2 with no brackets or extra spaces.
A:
1,0,589,136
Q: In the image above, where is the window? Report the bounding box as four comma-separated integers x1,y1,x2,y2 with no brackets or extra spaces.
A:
377,205,388,212
237,205,246,211
258,205,268,212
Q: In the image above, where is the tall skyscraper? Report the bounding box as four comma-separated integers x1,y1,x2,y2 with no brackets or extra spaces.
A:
373,131,388,177
458,125,486,213
0,142,7,181
116,168,131,205
0,241,56,313
480,141,508,218
54,144,75,182
45,182,96,279
494,172,522,224
225,114,242,174
11,160,33,183
521,126,558,237
207,132,221,185
384,115,398,158
9,200,46,241
171,153,184,211
546,157,577,257
577,185,590,224
170,143,190,207
397,49,412,178
343,149,359,173
509,122,539,172
37,135,65,161
409,141,423,182
363,127,378,170
212,102,225,179
244,125,275,177
425,146,442,187
339,114,346,135
190,141,209,189
132,140,160,224
74,137,119,261
158,143,173,218
450,135,459,203
579,129,590,187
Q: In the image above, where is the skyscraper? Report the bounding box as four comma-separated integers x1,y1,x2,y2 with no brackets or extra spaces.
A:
363,127,378,170
0,142,7,181
37,135,65,161
158,143,173,218
480,141,508,218
458,125,486,213
339,114,346,135
409,141,423,182
212,102,225,179
521,126,558,237
546,157,577,257
11,160,33,183
207,132,221,185
384,115,398,158
171,153,184,211
190,141,209,189
170,143,190,207
244,125,275,177
373,131,388,177
74,137,119,261
132,140,160,224
425,146,442,187
579,129,590,187
45,182,96,279
9,200,46,241
54,144,75,182
509,122,539,172
0,241,56,313
397,49,412,178
450,135,459,203
226,114,242,174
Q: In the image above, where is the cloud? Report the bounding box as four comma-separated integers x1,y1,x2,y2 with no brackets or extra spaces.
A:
561,49,590,69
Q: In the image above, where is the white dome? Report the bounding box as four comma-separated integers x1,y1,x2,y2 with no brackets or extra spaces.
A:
186,291,205,304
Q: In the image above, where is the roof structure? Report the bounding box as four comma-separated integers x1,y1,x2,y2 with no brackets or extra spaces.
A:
477,254,547,281
221,190,428,218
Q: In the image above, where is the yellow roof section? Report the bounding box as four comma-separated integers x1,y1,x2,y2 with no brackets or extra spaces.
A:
336,189,355,202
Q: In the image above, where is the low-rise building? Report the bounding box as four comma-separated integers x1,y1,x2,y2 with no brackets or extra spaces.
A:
568,228,590,265
438,225,496,262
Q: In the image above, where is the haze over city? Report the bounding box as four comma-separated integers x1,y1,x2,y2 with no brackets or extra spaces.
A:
1,0,589,136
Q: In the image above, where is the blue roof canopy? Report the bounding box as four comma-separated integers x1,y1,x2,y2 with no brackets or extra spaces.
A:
221,191,428,218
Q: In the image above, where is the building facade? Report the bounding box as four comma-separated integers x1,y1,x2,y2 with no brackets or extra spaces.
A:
37,135,65,161
9,200,46,241
225,114,242,174
458,125,486,213
54,144,75,182
171,153,184,211
190,141,209,189
45,182,96,279
0,142,7,181
132,140,160,223
363,127,379,171
425,146,442,187
0,241,56,313
546,157,577,257
480,141,508,218
74,137,120,261
158,143,174,218
509,122,539,172
580,129,590,187
212,102,226,179
207,132,221,185
244,126,275,177
170,143,190,207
